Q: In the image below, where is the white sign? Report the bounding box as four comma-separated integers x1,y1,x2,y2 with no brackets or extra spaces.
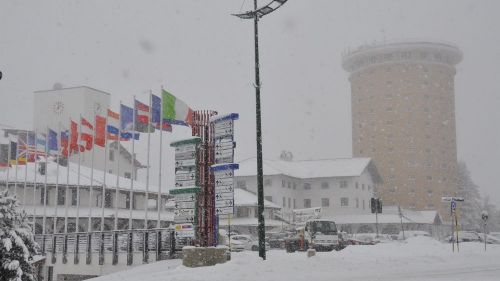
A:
214,127,234,138
175,151,196,160
214,120,233,129
175,171,196,182
215,185,234,193
214,141,234,151
174,208,195,216
215,192,234,201
174,193,197,202
215,199,234,208
214,170,234,179
175,201,196,209
175,180,196,188
215,178,234,187
175,159,196,168
215,149,233,159
174,215,195,223
175,144,196,153
215,206,234,215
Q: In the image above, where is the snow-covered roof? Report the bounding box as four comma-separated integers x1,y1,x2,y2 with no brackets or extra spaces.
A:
0,158,164,193
234,188,280,209
236,157,381,181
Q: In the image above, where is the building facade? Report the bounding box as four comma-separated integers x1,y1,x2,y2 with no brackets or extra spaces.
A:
234,157,381,220
342,41,462,216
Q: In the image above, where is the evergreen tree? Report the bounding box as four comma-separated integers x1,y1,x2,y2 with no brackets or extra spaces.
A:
456,162,482,231
0,190,39,281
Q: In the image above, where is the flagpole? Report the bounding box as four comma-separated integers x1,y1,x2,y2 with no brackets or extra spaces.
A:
76,115,82,233
101,113,109,232
14,132,19,196
129,97,136,230
6,135,11,191
145,92,152,229
32,130,38,234
42,127,49,235
23,131,29,210
157,92,164,228
88,116,96,232
114,102,122,231
53,123,61,234
64,119,70,234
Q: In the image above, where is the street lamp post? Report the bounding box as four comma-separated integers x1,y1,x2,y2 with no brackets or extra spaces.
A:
233,0,288,260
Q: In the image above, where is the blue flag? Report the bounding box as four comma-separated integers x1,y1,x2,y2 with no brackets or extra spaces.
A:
151,94,161,126
48,129,59,153
120,104,134,131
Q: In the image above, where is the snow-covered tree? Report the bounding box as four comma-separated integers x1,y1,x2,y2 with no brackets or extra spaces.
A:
0,190,39,281
456,162,482,231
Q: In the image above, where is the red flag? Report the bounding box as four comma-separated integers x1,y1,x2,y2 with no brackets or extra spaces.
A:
135,100,149,124
95,115,106,147
80,117,93,150
70,120,79,153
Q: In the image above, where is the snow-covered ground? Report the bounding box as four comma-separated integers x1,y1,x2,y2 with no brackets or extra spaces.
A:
90,237,500,281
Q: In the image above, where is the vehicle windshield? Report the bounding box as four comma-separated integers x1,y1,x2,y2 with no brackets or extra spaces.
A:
311,221,337,235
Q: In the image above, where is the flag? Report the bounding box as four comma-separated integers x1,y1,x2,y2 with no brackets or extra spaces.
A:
61,131,69,157
108,108,139,141
70,120,79,153
17,131,34,163
48,129,59,154
36,133,46,155
95,115,106,147
9,136,18,165
152,94,172,131
134,99,155,133
0,143,8,167
161,89,193,126
80,117,93,150
120,105,140,140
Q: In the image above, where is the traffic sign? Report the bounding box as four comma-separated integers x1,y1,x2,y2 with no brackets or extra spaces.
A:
215,206,234,215
451,200,457,213
215,199,234,208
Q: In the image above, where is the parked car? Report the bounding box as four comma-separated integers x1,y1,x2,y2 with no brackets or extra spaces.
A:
226,239,246,252
477,233,500,244
489,232,500,239
231,235,270,251
445,231,481,243
265,232,288,249
351,233,392,244
398,230,431,240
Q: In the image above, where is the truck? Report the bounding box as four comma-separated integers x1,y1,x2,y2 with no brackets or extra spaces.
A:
285,219,345,252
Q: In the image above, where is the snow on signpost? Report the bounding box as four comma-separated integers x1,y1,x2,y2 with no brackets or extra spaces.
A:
210,113,239,215
170,137,201,238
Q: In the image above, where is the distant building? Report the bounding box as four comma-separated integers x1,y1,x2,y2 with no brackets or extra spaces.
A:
234,157,382,219
342,41,462,217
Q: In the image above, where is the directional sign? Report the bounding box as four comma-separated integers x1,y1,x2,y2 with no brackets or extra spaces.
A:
175,180,196,188
175,144,196,153
175,223,195,238
216,199,234,208
175,201,196,209
175,151,196,160
174,215,195,224
215,185,234,193
214,127,234,138
215,149,233,158
214,170,234,179
174,208,195,216
174,193,197,202
175,171,196,182
215,206,234,215
215,178,234,187
215,192,234,201
214,141,234,151
214,120,233,129
175,159,196,168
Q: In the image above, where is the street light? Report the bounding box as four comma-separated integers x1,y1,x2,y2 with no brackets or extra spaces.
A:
233,0,288,260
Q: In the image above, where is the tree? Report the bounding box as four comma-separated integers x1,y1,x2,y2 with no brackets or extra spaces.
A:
456,162,482,231
0,190,39,281
481,196,500,232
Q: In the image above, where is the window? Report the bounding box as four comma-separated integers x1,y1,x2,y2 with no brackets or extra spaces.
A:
237,180,246,188
321,198,329,207
304,199,311,208
264,178,272,186
321,182,329,189
71,188,77,206
356,198,359,208
282,179,285,188
57,189,65,206
293,182,297,189
293,199,296,209
287,182,291,189
362,184,365,191
355,182,359,189
237,207,249,218
340,181,348,188
40,187,46,205
363,200,365,210
105,190,112,208
288,198,291,208
109,150,115,161
265,196,273,202
124,172,132,179
341,197,349,207
303,183,311,190
282,197,286,207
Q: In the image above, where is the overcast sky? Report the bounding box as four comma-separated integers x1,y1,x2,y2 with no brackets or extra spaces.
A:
0,0,499,206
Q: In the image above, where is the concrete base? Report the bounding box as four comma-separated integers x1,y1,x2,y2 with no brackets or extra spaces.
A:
182,246,229,268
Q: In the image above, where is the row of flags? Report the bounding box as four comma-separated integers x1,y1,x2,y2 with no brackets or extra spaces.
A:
1,90,193,165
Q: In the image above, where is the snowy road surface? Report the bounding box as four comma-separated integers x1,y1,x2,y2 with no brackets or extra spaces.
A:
90,237,500,281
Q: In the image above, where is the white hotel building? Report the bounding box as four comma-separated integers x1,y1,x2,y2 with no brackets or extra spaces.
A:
234,156,382,220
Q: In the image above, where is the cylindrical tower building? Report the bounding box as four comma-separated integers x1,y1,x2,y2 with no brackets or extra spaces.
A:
342,41,462,217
